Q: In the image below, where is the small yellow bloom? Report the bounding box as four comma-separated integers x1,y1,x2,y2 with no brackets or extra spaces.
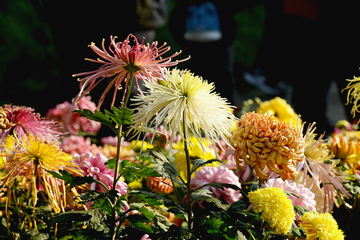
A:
172,136,218,181
249,187,295,235
131,140,154,152
343,75,360,117
300,212,344,240
257,97,301,127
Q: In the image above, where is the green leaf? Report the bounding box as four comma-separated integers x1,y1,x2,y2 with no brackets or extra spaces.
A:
105,106,133,126
49,208,107,227
284,190,300,198
194,182,242,193
190,159,223,175
293,204,310,216
291,227,305,238
74,109,116,133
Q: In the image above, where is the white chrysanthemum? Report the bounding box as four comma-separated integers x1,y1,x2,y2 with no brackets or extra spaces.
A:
130,68,238,150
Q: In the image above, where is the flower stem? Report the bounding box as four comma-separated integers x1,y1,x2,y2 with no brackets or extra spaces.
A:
110,70,135,240
183,114,193,235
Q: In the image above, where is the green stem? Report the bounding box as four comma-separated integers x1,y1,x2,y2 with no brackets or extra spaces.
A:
183,115,193,235
110,70,135,240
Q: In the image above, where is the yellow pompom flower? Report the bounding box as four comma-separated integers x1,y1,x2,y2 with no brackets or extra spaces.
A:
300,212,344,240
248,187,295,235
232,112,305,180
257,97,301,127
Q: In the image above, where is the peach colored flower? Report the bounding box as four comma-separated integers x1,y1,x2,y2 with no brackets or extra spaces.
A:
73,34,189,108
146,176,173,195
231,112,305,180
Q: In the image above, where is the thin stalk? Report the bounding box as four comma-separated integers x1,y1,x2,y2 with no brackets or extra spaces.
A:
183,114,193,235
110,70,135,240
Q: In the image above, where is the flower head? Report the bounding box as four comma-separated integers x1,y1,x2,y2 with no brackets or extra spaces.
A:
0,107,11,130
257,96,301,127
342,75,360,117
248,187,295,235
0,105,62,144
296,123,350,212
231,112,305,180
0,134,80,214
299,212,344,240
131,68,238,152
46,96,101,135
74,152,127,195
73,35,189,108
264,178,316,212
191,165,242,205
146,176,173,195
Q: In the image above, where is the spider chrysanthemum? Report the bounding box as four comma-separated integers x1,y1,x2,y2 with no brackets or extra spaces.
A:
299,212,344,240
130,68,238,151
343,75,360,117
0,134,81,216
73,34,189,108
296,123,350,212
248,187,295,235
231,112,305,180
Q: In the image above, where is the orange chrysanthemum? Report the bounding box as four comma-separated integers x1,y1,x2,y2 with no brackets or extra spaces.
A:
231,112,305,180
146,176,173,195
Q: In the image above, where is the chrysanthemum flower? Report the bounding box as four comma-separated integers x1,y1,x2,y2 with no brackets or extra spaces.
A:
231,112,305,180
264,178,316,212
131,68,238,152
296,123,350,212
60,136,92,155
0,107,11,130
342,75,360,117
0,134,81,217
257,96,302,127
46,96,101,135
172,136,218,181
299,212,344,240
74,152,127,195
191,165,242,205
0,105,61,144
248,187,295,235
146,176,173,195
73,34,189,108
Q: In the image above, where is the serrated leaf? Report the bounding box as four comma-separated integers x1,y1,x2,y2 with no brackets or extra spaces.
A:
194,182,242,193
105,106,133,126
49,208,106,227
293,204,310,216
74,109,116,132
190,159,222,174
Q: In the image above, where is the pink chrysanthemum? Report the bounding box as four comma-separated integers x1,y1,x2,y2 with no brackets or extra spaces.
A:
191,165,242,205
0,105,61,144
46,96,101,135
74,152,127,195
73,34,189,108
264,178,316,212
60,136,92,155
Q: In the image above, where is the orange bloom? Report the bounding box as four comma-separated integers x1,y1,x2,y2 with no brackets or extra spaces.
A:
146,176,173,195
231,112,305,180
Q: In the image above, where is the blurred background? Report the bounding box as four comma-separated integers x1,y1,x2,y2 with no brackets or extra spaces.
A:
0,0,349,131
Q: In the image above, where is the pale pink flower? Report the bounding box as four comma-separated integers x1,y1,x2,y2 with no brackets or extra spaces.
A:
264,178,316,212
74,152,127,195
140,234,151,240
73,34,189,108
46,96,101,135
191,165,242,205
60,136,92,155
0,105,62,143
100,136,118,146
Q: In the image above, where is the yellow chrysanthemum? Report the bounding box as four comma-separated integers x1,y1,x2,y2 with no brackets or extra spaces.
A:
248,187,295,235
131,140,154,152
343,75,360,117
232,112,305,180
300,212,344,240
0,134,81,220
172,136,218,181
257,97,302,127
0,106,12,130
